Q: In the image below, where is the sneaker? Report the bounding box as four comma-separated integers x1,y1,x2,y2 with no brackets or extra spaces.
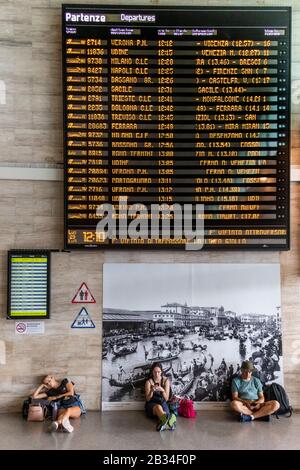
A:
256,415,271,422
239,413,252,422
50,421,59,432
167,413,177,430
156,414,168,432
62,417,74,433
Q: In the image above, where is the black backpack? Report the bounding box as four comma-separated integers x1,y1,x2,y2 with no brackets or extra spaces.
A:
264,383,293,418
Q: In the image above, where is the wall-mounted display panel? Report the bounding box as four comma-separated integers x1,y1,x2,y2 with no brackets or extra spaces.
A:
63,5,291,249
7,250,51,319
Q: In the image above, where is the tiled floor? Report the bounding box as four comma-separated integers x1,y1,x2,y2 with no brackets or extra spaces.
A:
0,410,299,450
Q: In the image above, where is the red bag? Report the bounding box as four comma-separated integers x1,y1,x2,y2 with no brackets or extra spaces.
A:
178,397,196,418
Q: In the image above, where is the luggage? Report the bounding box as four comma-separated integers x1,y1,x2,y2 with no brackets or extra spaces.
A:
27,403,46,422
264,382,293,418
178,397,196,418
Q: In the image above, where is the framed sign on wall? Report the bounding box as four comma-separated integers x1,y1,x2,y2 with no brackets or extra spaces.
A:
102,263,282,409
7,250,51,319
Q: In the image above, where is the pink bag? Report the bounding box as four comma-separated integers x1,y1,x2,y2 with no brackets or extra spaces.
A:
27,404,45,422
178,398,196,418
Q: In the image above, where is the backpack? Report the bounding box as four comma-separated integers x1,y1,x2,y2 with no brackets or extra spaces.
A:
178,397,196,418
264,383,293,418
27,403,46,422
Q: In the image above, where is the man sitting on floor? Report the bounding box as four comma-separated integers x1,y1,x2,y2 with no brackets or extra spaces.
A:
231,360,279,422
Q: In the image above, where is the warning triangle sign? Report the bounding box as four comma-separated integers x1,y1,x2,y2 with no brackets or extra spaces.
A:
72,282,96,304
71,307,95,329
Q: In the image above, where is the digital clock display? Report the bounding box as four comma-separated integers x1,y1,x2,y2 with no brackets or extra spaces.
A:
62,5,291,250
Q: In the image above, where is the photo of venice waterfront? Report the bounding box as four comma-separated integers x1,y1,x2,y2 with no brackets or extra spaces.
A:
102,264,282,405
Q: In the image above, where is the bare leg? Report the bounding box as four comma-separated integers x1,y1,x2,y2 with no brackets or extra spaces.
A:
57,408,69,425
152,404,169,431
57,406,81,424
230,400,253,416
152,404,166,420
252,401,279,419
53,406,81,432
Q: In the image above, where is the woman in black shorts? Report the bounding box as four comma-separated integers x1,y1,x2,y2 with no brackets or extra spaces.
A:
144,362,176,431
32,375,82,433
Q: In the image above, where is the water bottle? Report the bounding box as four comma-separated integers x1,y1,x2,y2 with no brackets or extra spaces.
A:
51,402,59,421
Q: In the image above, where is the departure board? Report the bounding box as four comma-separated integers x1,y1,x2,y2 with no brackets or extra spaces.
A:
62,5,291,250
7,251,50,319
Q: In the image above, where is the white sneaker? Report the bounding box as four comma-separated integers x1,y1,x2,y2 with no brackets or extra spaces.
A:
62,418,74,433
50,421,59,432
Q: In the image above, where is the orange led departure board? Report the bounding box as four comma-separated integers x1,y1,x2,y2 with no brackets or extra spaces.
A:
62,5,291,250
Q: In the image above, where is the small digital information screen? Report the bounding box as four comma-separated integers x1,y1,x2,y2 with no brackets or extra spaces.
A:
7,251,51,319
62,5,291,250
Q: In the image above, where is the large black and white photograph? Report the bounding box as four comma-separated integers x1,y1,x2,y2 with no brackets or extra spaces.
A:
102,264,282,408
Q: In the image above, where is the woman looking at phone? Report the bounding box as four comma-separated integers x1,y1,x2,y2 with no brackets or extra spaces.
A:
144,362,176,431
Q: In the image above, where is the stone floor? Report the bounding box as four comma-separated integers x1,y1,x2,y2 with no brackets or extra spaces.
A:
0,410,299,450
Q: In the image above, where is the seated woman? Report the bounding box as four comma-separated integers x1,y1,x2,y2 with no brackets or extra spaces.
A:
32,375,81,432
144,362,176,431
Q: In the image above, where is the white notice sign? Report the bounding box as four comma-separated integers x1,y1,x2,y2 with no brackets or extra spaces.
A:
15,321,45,335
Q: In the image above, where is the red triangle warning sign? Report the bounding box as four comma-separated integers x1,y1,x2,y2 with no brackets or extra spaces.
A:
72,282,96,304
